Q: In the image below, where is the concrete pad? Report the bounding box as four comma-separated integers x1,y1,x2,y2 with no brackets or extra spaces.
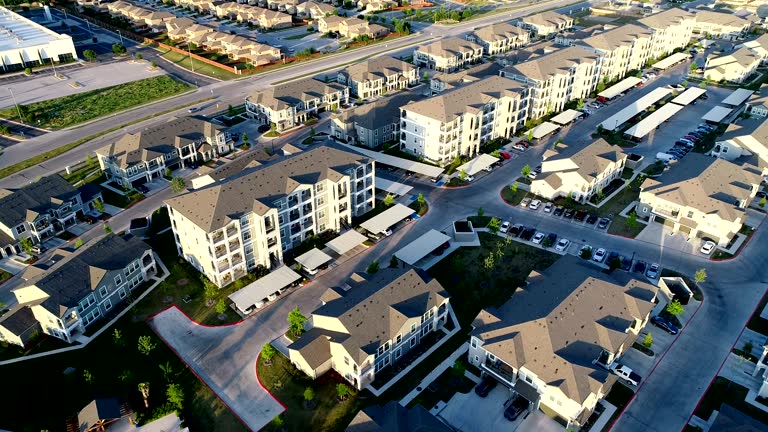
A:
0,257,26,275
720,353,761,390
67,223,92,236
439,385,515,432
517,410,565,432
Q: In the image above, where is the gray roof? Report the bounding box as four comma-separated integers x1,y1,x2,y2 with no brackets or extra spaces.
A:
0,175,79,229
347,401,451,432
311,268,449,364
473,22,528,44
503,45,600,82
97,116,226,169
520,11,571,28
472,256,658,404
638,7,694,29
401,75,525,123
0,305,39,336
416,37,482,58
640,153,762,221
694,10,750,27
747,85,768,112
166,145,371,232
432,62,503,89
339,56,415,85
710,404,768,432
78,398,122,432
288,327,336,370
544,138,625,183
578,24,653,52
334,91,422,130
246,77,347,112
19,234,151,317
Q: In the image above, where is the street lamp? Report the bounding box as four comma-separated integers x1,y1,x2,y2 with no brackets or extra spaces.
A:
8,88,23,124
117,30,124,45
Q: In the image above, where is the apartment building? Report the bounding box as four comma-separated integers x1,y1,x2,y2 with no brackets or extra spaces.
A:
531,139,626,202
413,37,484,72
636,153,761,246
0,175,102,256
105,1,174,30
399,75,528,166
469,256,658,429
245,78,349,132
429,62,503,94
288,268,453,390
514,11,573,38
467,22,530,55
1,234,156,346
637,8,695,60
317,16,389,39
337,56,418,99
196,31,281,66
577,24,654,82
739,34,768,63
746,85,768,117
710,116,768,171
704,46,761,83
165,146,375,287
501,45,600,120
331,91,421,148
693,10,751,40
347,401,451,432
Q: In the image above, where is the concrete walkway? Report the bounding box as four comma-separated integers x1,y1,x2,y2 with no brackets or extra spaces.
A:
399,339,468,406
720,353,760,390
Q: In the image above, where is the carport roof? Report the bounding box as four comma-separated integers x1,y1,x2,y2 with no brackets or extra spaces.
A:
652,52,689,70
360,203,414,234
623,103,684,138
295,248,333,271
326,230,367,255
600,87,673,131
702,106,732,123
375,177,414,196
395,230,451,266
550,109,583,125
455,154,499,176
721,88,754,107
597,77,642,100
339,144,444,177
670,87,706,106
532,121,560,139
228,266,301,310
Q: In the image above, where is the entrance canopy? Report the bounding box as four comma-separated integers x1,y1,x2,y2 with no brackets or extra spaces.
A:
228,266,301,313
702,106,732,123
395,229,451,266
598,77,642,100
671,87,706,106
375,177,413,196
652,52,689,70
360,203,414,235
721,88,754,107
326,230,367,255
455,153,499,176
340,144,444,177
531,122,560,139
550,109,583,126
295,248,333,271
623,103,684,138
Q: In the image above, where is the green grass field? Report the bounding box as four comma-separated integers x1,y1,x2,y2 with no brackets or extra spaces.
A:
161,50,240,80
0,76,192,129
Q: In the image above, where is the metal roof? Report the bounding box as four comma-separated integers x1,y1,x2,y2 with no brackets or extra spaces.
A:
598,77,642,100
360,203,415,234
375,177,414,196
721,88,754,107
395,229,451,266
600,87,673,131
550,109,584,125
532,121,560,139
339,144,444,177
670,87,707,106
455,153,499,176
652,52,690,70
295,248,333,271
228,266,301,310
325,230,367,255
624,103,685,138
702,106,732,123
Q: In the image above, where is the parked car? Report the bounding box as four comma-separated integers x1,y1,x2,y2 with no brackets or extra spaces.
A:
598,218,611,229
510,224,524,237
555,238,570,252
593,248,607,263
136,184,150,194
563,209,574,219
483,165,493,172
431,175,442,183
553,206,565,217
543,202,553,213
545,233,557,247
258,124,271,133
474,378,498,397
500,151,511,160
675,140,694,148
700,240,716,255
574,210,588,222
513,144,527,152
520,197,531,208
633,260,647,274
586,214,598,225
646,263,660,278
520,227,536,241
757,191,767,198
529,199,541,210
611,363,642,386
503,395,530,421
30,245,47,255
465,175,475,182
532,232,545,244
500,221,511,233
651,315,680,335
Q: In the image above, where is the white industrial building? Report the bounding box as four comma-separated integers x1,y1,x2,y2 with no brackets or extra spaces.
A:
0,7,78,72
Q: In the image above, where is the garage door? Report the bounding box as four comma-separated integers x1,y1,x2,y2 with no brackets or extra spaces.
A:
678,225,692,235
696,230,720,243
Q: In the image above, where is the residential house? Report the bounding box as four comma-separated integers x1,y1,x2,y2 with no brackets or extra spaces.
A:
346,401,452,431
288,268,453,390
0,175,102,255
413,37,484,72
317,15,344,33
637,8,695,60
356,0,396,13
337,56,418,99
72,398,125,432
266,0,302,14
399,75,528,166
738,34,768,63
296,1,336,19
0,305,40,348
164,16,196,37
709,404,768,431
636,153,761,246
8,234,156,344
165,146,375,287
693,10,751,40
167,22,214,42
245,77,349,132
96,116,233,189
253,8,293,29
514,11,573,38
469,256,659,429
531,139,627,203
198,32,281,65
576,24,654,82
317,16,387,39
704,46,761,83
105,1,175,31
710,116,768,172
466,22,530,55
331,91,422,148
746,85,768,117
429,62,503,94
501,45,601,120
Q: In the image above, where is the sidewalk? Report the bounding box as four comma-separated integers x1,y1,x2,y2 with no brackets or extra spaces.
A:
399,339,468,406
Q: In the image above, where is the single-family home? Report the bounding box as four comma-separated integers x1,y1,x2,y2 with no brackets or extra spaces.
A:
704,46,761,83
296,1,336,19
337,56,418,99
467,22,530,55
413,37,483,72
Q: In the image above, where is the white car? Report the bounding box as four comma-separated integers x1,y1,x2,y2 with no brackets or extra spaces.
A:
593,248,607,263
555,238,570,252
520,197,531,208
500,221,511,234
465,175,475,182
483,165,493,172
543,202,553,213
384,228,393,237
611,363,642,386
529,199,541,210
532,232,545,244
646,263,660,279
700,240,716,255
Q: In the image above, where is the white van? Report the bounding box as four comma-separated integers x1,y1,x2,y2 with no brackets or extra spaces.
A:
656,152,678,163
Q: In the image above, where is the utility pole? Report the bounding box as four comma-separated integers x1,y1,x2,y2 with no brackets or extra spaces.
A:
188,45,195,73
50,57,58,78
8,88,23,124
117,30,124,45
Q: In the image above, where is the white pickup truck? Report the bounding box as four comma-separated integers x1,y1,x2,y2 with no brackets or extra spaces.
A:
611,363,642,386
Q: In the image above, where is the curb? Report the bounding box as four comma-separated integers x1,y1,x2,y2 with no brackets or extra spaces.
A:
255,353,288,412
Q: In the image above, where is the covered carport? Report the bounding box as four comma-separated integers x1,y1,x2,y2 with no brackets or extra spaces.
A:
600,87,673,131
702,106,732,123
455,153,499,176
721,88,754,107
228,266,302,314
598,77,642,101
339,144,444,178
623,103,685,139
670,87,706,106
295,248,333,274
375,177,413,196
550,109,583,126
359,203,415,237
652,52,689,70
395,229,451,267
531,122,560,140
325,230,367,256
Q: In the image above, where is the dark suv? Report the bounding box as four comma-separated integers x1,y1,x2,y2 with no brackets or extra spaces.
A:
474,378,498,398
503,395,530,421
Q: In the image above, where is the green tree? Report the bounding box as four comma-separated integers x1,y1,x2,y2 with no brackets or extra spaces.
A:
93,198,105,213
228,104,236,116
389,255,399,268
83,369,94,384
665,299,684,316
580,246,593,260
336,383,351,401
20,237,33,255
136,53,143,60
487,217,501,234
459,169,467,180
104,224,112,234
642,332,653,349
137,335,157,356
309,127,316,137
171,177,186,193
699,80,708,88
422,71,429,81
682,80,689,87
417,192,425,206
760,197,766,208
288,307,308,337
367,260,380,274
689,63,697,72
83,49,97,61
139,383,150,408
608,256,621,271
159,362,174,382
164,167,172,178
694,268,707,284
112,43,127,55
271,415,285,430
241,131,249,147
383,194,395,206
626,212,637,228
451,359,466,376
118,369,132,382
24,67,32,75
510,182,519,193
0,125,9,136
744,341,754,356
477,207,485,218
521,164,532,177
215,298,227,314
596,81,606,93
151,60,157,68
166,383,185,411
304,386,315,403
113,328,124,347
85,154,95,166
526,130,534,141
262,343,277,365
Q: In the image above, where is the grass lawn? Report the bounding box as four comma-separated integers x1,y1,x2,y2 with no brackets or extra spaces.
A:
607,216,646,238
63,163,102,185
257,352,361,432
408,199,428,216
406,366,475,410
161,50,240,80
0,76,192,129
693,377,768,424
500,186,528,205
100,186,145,209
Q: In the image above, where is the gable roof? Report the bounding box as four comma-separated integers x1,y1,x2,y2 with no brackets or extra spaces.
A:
246,77,347,112
340,56,415,84
578,24,653,52
694,10,751,28
346,401,451,432
520,11,571,28
77,398,122,432
638,7,694,29
473,22,528,44
0,175,79,229
0,305,39,336
334,90,422,130
503,45,600,82
542,138,625,183
416,37,482,58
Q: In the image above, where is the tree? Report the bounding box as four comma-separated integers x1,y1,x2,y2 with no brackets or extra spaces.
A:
367,260,379,274
487,217,501,234
761,197,767,208
383,194,395,206
304,387,316,408
241,131,249,147
271,415,285,430
451,359,466,376
389,255,399,268
215,298,227,314
336,383,351,401
510,182,518,193
596,81,606,93
170,177,186,193
459,169,467,180
166,383,185,411
699,80,708,88
73,238,84,249
417,192,425,206
694,268,707,284
164,167,172,178
422,71,429,81
261,343,277,365
682,80,689,87
136,53,143,60
580,246,593,260
151,60,157,68
626,212,637,228
689,63,697,73
83,369,94,384
744,340,754,357
20,237,33,255
477,207,485,218
113,328,124,347
608,256,621,271
93,198,105,213
642,332,653,349
203,276,218,301
0,125,9,136
521,164,532,177
665,299,684,316
83,49,97,61
159,362,174,382
118,369,131,382
112,43,127,55
103,223,112,234
288,307,308,337
24,67,32,75
137,335,157,356
85,153,95,167
138,383,150,408
526,130,534,141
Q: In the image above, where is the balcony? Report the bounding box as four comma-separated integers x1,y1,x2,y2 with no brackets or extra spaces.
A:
302,204,312,214
214,246,227,258
226,226,238,237
653,207,680,219
338,188,348,199
217,260,231,273
482,357,516,385
267,237,278,248
289,210,300,222
63,314,81,330
231,253,243,265
339,203,348,213
290,223,301,235
288,197,299,208
228,239,240,251
211,232,224,244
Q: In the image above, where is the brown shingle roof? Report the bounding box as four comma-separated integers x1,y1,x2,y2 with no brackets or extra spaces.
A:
339,56,415,85
638,7,694,29
416,37,482,58
503,45,599,82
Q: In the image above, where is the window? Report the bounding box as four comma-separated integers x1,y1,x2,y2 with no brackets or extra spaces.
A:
15,225,26,234
92,309,100,319
395,348,402,359
471,338,477,349
119,289,127,299
114,275,122,286
687,211,694,218
410,337,417,347
411,323,417,333
395,334,402,345
105,299,112,311
377,345,385,356
525,375,533,384
99,287,108,298
488,353,496,361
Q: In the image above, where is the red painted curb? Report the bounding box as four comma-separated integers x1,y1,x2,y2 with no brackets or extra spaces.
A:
255,352,288,411
709,216,764,262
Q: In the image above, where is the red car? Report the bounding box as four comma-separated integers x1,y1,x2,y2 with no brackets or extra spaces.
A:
596,96,608,103
500,151,511,160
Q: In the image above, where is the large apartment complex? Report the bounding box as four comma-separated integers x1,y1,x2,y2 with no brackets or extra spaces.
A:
165,146,375,287
399,75,528,166
413,37,484,72
692,10,752,40
331,91,421,148
288,268,453,390
704,47,761,83
637,8,695,60
513,11,573,38
336,56,419,100
469,257,658,429
576,24,654,82
467,22,530,55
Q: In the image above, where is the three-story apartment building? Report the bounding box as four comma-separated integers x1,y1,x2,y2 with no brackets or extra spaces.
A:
399,76,528,166
288,268,453,391
577,24,654,82
413,37,484,73
336,56,419,99
165,146,375,287
513,11,573,38
467,22,530,55
331,91,421,148
693,10,751,40
96,116,233,189
637,8,695,61
469,257,658,429
245,78,349,133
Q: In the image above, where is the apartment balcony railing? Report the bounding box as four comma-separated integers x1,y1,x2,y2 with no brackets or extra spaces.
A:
228,239,240,250
289,211,300,222
482,357,516,384
231,254,243,265
226,226,238,237
290,224,301,235
338,189,348,199
288,197,299,208
339,203,348,213
64,315,81,330
302,204,312,214
217,260,231,273
267,238,278,248
653,208,680,219
214,246,227,258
